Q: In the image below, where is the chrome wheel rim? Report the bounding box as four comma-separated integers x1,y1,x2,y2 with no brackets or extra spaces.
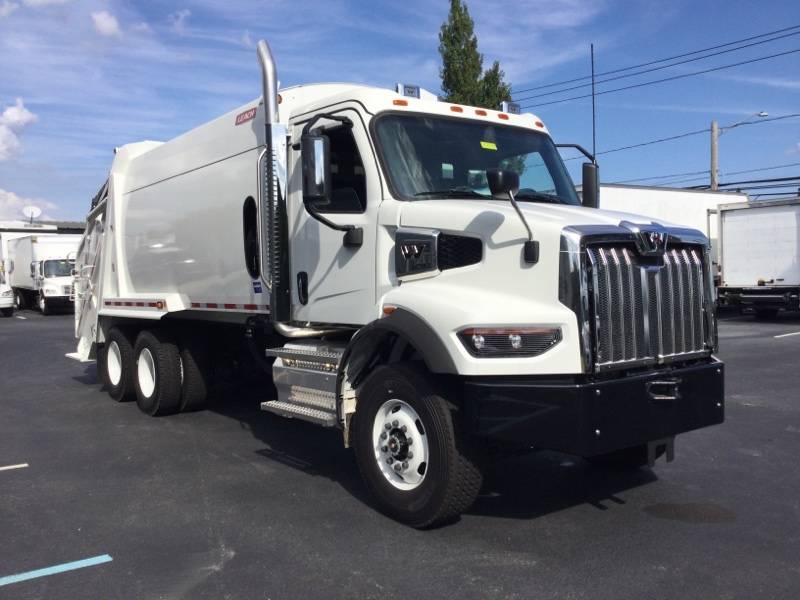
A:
107,341,122,386
372,399,429,491
137,348,156,398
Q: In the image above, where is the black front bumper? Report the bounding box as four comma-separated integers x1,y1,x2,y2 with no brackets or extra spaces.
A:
462,358,725,457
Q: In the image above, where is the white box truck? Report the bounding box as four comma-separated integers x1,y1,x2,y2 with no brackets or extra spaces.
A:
8,234,80,314
717,198,800,317
599,184,747,282
71,39,725,527
0,281,12,317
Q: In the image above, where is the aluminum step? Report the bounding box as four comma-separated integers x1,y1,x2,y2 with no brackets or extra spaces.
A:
266,342,345,372
260,400,337,427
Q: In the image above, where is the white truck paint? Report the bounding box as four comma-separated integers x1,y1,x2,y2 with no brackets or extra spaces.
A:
8,234,80,314
72,39,725,528
599,184,747,272
717,198,800,316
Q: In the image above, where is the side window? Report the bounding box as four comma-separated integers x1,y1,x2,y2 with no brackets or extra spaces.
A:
322,125,367,213
242,196,260,278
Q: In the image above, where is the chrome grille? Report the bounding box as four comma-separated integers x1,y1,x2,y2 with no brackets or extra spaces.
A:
587,244,708,371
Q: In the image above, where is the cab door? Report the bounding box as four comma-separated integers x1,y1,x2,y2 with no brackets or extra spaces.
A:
287,108,380,325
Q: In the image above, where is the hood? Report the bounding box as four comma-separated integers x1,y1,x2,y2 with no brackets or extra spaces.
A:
398,199,698,245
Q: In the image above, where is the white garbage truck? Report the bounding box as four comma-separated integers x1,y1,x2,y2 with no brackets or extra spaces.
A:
716,198,800,317
72,39,725,527
8,234,80,314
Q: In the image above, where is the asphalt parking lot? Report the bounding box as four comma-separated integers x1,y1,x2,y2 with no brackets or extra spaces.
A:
1,310,799,599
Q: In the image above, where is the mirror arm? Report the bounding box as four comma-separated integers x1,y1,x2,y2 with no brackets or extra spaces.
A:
304,205,363,248
507,191,539,264
301,113,353,136
555,143,595,164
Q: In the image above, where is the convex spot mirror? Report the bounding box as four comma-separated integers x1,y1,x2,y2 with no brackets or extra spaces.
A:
582,162,599,208
301,133,331,207
486,168,520,199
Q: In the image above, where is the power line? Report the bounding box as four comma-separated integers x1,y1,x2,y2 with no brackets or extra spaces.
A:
561,113,800,162
610,169,710,184
609,161,800,186
512,24,800,95
521,48,800,109
716,175,800,187
723,161,800,176
513,30,800,103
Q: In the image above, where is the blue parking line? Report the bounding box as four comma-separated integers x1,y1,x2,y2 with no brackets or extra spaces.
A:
0,554,113,587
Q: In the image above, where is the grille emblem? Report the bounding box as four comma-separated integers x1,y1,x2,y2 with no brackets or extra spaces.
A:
620,221,669,257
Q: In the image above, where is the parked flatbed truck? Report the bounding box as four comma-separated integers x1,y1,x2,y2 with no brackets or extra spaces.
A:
71,39,725,527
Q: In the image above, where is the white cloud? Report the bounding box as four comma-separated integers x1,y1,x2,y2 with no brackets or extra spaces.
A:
0,98,37,161
0,1,18,18
91,10,122,38
0,188,58,221
169,9,191,35
130,21,152,34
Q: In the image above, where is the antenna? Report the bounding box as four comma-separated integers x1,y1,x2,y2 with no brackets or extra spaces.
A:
21,205,42,224
591,43,597,163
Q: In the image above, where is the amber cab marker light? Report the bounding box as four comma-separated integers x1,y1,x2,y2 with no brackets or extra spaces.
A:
498,113,509,120
277,94,283,104
393,99,408,106
382,305,397,316
475,109,487,116
450,106,464,113
535,120,544,127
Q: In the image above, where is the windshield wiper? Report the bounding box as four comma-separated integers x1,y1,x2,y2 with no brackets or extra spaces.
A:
514,190,561,203
413,189,488,199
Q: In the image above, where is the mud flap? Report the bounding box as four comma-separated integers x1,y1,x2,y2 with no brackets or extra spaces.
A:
648,436,675,467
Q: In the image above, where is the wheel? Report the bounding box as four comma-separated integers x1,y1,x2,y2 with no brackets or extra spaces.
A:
1,307,12,318
353,363,484,528
179,335,210,412
754,308,778,319
587,444,664,470
38,293,51,315
14,290,25,310
101,327,136,402
133,329,182,416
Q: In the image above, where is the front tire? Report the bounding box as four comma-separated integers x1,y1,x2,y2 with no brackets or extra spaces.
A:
133,329,182,416
38,293,51,315
14,290,26,310
353,364,483,528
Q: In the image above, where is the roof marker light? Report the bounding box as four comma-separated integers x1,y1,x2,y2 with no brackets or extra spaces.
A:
498,113,509,120
499,101,521,115
395,83,421,98
393,99,408,106
535,120,544,127
450,106,464,113
475,109,487,116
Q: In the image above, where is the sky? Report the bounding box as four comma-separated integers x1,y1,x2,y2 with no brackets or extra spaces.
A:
0,0,798,221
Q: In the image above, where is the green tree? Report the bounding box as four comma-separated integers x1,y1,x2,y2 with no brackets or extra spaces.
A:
438,0,512,109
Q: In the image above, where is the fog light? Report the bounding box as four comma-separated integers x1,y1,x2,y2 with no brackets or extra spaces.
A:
458,326,562,358
509,333,522,349
471,334,485,350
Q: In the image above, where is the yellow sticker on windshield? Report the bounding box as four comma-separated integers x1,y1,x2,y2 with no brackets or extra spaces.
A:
480,141,497,150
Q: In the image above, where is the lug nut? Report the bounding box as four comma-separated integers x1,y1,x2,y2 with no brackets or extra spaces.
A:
386,457,393,464
380,432,387,440
392,420,399,427
407,438,413,446
381,446,388,453
385,423,391,430
402,461,408,470
407,452,413,459
394,463,402,472
401,425,407,433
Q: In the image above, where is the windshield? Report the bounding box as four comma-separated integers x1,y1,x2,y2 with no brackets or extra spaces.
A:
374,114,580,205
43,259,73,278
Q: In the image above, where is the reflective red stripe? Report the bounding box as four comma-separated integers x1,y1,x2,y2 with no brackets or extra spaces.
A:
243,304,257,310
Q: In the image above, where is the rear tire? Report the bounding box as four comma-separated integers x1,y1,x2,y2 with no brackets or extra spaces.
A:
1,307,12,318
14,290,26,310
179,335,210,412
133,329,182,416
101,327,136,402
353,363,484,528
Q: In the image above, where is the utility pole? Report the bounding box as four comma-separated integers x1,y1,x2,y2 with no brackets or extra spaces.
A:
710,120,719,191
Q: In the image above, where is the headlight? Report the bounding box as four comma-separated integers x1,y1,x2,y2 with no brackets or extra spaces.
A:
458,326,562,358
